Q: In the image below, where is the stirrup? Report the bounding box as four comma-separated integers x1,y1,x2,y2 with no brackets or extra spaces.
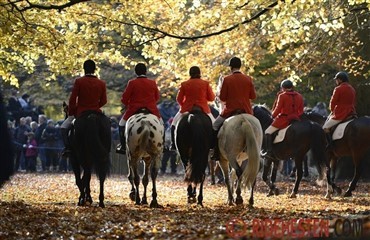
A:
116,144,126,154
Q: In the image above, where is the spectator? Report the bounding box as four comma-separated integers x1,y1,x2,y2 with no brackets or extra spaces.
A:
35,114,48,171
13,117,31,171
312,102,328,118
18,93,30,110
42,120,59,171
7,89,22,124
160,118,178,175
24,132,38,172
30,121,38,133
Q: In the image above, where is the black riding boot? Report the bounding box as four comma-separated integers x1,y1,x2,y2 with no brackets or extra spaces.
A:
61,128,71,157
210,129,220,161
262,134,273,157
116,126,126,154
325,132,333,150
170,125,176,151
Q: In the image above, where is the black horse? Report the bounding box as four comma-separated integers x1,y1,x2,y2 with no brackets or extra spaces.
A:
175,107,213,206
0,91,14,188
63,102,111,207
326,116,370,197
253,105,331,198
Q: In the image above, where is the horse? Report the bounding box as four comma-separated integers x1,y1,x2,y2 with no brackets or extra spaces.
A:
0,91,14,188
253,105,332,198
125,112,164,208
326,116,370,197
175,108,213,206
217,113,263,207
63,102,111,207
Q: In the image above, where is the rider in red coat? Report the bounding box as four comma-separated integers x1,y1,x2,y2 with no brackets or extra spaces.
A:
116,63,161,154
323,71,356,132
170,66,215,149
263,79,304,156
322,71,356,148
211,57,257,160
61,60,107,156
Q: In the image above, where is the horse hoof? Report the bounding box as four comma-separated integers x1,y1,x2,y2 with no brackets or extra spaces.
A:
187,197,196,204
78,197,85,206
289,193,297,198
150,200,163,208
267,190,274,197
99,202,105,208
141,199,148,205
129,191,136,201
343,191,352,197
235,198,243,205
86,196,93,205
325,193,332,199
335,187,342,195
274,188,280,196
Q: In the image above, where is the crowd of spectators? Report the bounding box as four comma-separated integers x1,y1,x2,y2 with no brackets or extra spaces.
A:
5,93,182,175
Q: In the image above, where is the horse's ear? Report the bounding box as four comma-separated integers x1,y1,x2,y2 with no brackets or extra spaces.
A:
63,101,67,107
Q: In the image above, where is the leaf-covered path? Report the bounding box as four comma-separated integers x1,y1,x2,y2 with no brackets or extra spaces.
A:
0,173,369,239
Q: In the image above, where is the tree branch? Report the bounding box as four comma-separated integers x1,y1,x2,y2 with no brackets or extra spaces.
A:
6,0,91,12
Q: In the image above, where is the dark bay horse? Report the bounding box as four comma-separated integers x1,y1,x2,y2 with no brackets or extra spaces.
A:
175,108,213,206
253,105,332,198
126,113,164,208
217,114,262,207
63,102,111,207
327,116,370,197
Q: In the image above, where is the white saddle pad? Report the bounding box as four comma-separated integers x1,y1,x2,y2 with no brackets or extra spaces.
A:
332,120,353,140
273,125,291,143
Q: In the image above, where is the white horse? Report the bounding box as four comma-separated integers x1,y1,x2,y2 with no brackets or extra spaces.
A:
125,113,164,208
217,113,263,207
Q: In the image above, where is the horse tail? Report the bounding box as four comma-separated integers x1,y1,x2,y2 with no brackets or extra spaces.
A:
86,113,111,177
310,123,327,183
240,118,261,190
184,113,210,184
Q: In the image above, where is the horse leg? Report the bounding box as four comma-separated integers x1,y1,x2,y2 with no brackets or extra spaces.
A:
149,157,162,208
83,168,93,205
329,157,342,195
235,180,243,205
270,160,280,195
209,160,216,185
72,166,84,206
141,160,149,205
219,158,234,205
98,167,107,208
127,165,136,201
344,158,362,197
262,158,278,196
197,180,204,207
290,158,303,198
133,165,141,205
248,179,257,208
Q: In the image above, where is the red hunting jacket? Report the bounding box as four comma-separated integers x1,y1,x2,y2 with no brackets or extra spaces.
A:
177,78,215,113
329,82,356,120
121,76,161,120
219,72,256,118
68,75,107,117
271,90,304,129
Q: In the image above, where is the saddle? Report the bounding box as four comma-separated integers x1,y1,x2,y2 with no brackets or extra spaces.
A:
230,109,246,117
330,115,357,140
134,108,152,115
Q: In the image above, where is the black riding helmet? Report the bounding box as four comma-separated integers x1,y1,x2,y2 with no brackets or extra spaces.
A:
281,79,293,89
334,71,349,82
228,57,241,68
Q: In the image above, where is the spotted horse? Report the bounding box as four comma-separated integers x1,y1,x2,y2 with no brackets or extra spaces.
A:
125,112,164,208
